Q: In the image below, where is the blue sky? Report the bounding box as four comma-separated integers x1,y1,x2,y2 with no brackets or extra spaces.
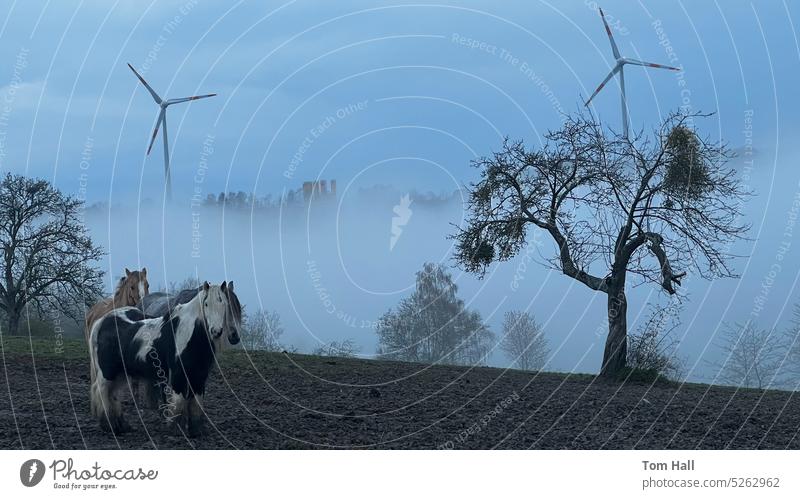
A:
2,0,796,200
1,1,799,376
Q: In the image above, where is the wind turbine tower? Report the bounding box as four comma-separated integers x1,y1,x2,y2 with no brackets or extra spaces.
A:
128,63,216,201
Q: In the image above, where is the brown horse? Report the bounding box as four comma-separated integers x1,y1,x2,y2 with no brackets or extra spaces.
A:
85,268,149,384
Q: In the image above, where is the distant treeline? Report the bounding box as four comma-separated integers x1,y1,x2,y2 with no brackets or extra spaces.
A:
83,185,463,214
196,185,464,211
81,185,463,217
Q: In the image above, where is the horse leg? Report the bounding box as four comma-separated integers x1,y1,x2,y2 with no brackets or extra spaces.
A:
131,379,154,410
166,392,189,435
95,376,120,432
96,376,131,434
111,378,132,433
142,380,162,409
187,395,205,438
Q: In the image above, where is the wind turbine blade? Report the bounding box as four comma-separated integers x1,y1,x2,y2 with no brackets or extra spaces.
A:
619,65,629,138
584,66,620,106
599,9,620,59
165,94,217,105
147,109,165,155
127,63,162,104
162,112,171,201
624,58,680,71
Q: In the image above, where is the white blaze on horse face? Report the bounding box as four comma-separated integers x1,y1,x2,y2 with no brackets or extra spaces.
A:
202,285,228,338
138,281,146,302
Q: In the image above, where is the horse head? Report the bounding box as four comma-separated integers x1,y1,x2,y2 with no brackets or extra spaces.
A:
116,267,150,306
199,281,230,340
223,281,242,346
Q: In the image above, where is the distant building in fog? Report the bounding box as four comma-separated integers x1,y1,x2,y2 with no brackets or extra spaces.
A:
302,180,336,203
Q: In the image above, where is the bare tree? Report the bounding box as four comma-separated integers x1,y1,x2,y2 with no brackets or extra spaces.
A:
627,301,685,380
0,174,104,335
241,309,284,352
500,310,549,371
376,262,494,366
713,322,783,389
167,276,201,294
451,112,748,376
313,339,359,358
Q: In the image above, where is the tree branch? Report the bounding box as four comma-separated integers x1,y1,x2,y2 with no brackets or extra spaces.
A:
644,232,685,294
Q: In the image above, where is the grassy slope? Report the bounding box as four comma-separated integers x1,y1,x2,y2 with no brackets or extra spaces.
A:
0,335,88,360
0,335,778,394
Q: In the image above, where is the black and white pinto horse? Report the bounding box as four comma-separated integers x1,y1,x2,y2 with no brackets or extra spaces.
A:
134,284,243,409
89,281,241,436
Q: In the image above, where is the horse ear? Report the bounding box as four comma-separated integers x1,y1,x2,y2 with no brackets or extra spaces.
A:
125,268,131,276
220,281,227,292
141,267,147,275
228,281,234,292
203,281,210,292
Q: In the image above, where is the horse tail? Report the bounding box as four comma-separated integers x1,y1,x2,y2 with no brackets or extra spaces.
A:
87,315,103,413
85,310,97,384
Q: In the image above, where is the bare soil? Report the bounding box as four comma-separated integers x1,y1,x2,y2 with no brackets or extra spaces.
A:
1,346,799,449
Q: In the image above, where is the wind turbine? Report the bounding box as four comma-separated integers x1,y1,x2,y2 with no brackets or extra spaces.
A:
127,63,216,201
585,9,680,138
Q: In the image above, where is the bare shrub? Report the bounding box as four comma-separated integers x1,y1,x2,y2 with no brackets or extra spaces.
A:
713,322,783,389
313,339,359,358
241,309,284,352
627,301,685,381
500,311,549,371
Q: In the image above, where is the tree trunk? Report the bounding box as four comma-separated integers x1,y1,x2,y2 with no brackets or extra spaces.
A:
6,308,20,336
601,280,628,376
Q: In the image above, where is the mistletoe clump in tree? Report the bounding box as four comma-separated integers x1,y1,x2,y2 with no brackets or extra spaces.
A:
451,112,749,376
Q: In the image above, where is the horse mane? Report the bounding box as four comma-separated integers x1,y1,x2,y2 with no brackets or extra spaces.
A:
112,271,142,306
225,286,242,323
112,276,126,296
90,277,129,311
164,287,204,323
